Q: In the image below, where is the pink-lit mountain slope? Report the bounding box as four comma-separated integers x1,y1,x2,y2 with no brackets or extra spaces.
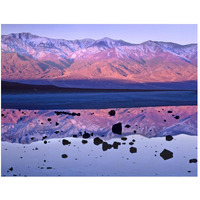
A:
1,33,197,88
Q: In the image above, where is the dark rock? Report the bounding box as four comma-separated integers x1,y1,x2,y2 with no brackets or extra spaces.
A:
82,140,88,144
73,134,77,138
55,111,80,116
174,116,180,119
129,142,134,145
130,147,137,153
189,159,197,163
82,131,90,139
42,136,47,140
61,154,68,158
108,110,115,116
55,111,62,116
44,141,47,144
121,137,127,141
166,135,173,141
55,122,59,126
94,137,103,145
9,167,13,171
72,112,81,116
113,142,121,149
160,149,173,160
112,122,122,135
168,110,173,113
125,124,131,128
55,131,59,134
46,167,52,169
102,142,112,151
62,139,71,145
47,118,51,121
133,130,136,134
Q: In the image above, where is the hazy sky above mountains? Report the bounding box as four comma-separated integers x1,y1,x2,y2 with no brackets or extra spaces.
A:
1,24,197,45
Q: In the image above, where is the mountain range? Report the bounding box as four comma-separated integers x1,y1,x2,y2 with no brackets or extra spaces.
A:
1,32,197,89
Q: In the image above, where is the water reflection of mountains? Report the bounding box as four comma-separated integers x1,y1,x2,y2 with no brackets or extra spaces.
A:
1,106,197,144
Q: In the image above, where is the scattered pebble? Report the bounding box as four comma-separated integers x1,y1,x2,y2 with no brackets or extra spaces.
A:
166,135,173,141
130,147,137,153
82,140,88,144
47,118,51,121
121,137,127,141
160,149,173,160
61,154,68,158
47,167,52,169
9,167,13,171
189,159,197,163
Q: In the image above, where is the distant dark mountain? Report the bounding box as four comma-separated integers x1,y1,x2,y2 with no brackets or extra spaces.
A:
1,33,197,89
3,80,153,93
1,80,197,94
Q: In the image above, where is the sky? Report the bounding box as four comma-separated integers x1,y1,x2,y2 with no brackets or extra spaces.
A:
1,24,197,45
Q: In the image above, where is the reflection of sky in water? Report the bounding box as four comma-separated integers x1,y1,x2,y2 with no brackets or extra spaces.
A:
2,134,197,176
